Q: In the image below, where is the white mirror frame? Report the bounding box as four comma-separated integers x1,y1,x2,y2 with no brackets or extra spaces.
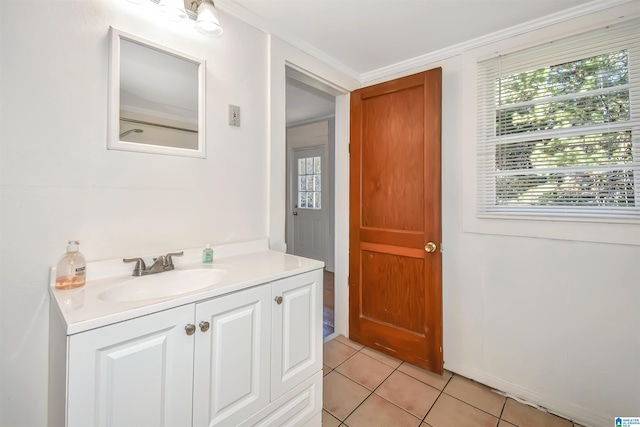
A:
108,27,206,158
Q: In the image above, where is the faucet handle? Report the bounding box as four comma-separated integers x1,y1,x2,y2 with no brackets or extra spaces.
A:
166,251,184,267
123,257,146,276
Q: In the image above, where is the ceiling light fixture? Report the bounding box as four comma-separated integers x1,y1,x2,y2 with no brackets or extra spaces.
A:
140,0,223,37
159,0,188,21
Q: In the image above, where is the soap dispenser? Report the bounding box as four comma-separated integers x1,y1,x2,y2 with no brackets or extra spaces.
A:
55,240,86,290
202,243,213,264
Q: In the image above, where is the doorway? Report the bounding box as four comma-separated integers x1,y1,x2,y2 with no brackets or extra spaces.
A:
285,72,336,337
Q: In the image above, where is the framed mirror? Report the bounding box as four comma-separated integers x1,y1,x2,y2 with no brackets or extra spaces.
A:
108,27,206,158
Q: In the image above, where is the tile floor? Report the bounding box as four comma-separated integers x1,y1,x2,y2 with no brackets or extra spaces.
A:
323,336,585,427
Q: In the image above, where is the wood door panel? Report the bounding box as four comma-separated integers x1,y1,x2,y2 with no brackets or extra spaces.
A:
359,230,424,250
360,250,425,333
361,86,424,232
350,68,442,374
360,242,424,258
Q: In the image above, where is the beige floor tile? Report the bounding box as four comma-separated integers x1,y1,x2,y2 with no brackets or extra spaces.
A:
444,375,505,417
498,421,516,427
335,334,365,350
375,370,440,419
397,363,453,390
323,364,332,376
335,352,395,390
501,399,572,427
425,394,499,427
344,394,422,427
322,409,341,427
323,371,370,421
360,346,403,368
324,339,358,369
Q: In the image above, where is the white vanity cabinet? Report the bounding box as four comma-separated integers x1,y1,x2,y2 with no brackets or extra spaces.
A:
66,304,196,427
271,272,322,400
193,283,272,427
49,264,323,427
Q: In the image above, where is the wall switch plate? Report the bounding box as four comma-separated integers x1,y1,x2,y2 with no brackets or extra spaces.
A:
229,105,240,127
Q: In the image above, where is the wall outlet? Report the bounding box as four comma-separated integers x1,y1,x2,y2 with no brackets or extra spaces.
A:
229,105,240,127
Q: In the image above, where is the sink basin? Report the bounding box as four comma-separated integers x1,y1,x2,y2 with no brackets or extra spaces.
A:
98,268,226,302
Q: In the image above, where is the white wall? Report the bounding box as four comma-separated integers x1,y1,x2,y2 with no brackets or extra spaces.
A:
365,6,640,426
0,1,268,425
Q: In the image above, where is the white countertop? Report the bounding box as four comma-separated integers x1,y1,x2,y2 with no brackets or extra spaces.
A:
50,243,324,335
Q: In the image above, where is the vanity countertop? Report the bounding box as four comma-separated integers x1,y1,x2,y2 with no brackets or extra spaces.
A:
49,245,324,335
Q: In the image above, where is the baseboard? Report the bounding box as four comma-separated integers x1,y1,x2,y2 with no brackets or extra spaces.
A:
444,361,610,427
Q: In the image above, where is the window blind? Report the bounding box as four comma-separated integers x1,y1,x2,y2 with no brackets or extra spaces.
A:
477,19,640,220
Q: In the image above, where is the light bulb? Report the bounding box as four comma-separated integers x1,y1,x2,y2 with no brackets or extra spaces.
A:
195,0,223,37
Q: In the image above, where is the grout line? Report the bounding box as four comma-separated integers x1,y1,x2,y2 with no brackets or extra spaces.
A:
441,391,502,421
498,397,509,425
420,371,454,423
422,387,444,423
366,361,424,425
330,346,425,425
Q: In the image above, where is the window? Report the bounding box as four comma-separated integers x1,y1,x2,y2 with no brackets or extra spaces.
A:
298,156,321,209
477,19,640,220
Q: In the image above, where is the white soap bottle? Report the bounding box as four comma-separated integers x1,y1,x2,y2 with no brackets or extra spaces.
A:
55,241,86,290
202,243,213,264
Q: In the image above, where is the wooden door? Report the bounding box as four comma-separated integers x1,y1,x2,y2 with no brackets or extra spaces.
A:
349,69,443,373
193,285,271,427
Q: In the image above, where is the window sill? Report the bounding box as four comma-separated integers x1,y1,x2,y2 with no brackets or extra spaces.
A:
462,212,640,246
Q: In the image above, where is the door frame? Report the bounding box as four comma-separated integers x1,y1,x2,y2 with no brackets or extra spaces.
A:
268,36,359,339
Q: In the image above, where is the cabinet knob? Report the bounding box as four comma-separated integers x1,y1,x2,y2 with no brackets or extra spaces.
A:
274,296,283,305
185,324,196,336
199,321,210,333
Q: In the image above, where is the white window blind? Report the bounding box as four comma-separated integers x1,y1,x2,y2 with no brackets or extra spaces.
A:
477,19,640,220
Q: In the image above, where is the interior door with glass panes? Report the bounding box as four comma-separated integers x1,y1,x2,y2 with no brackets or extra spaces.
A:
290,145,328,263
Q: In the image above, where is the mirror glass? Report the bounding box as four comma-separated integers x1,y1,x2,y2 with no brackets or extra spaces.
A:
108,28,206,158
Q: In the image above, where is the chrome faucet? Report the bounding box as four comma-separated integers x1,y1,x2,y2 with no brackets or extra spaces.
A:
123,251,184,276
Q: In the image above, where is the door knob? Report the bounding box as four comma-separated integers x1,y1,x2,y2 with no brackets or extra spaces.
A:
425,242,437,253
199,321,210,333
292,212,298,216
185,324,196,336
274,296,283,305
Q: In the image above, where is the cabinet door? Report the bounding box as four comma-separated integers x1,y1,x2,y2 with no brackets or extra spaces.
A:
67,305,195,427
271,269,323,400
193,284,271,427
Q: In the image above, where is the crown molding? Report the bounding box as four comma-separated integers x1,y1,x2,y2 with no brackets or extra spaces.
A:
360,0,637,84
216,0,636,86
214,0,361,82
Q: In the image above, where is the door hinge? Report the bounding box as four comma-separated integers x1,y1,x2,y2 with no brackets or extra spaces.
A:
348,143,350,154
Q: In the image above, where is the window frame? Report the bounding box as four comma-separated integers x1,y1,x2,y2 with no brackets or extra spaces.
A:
475,19,640,222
